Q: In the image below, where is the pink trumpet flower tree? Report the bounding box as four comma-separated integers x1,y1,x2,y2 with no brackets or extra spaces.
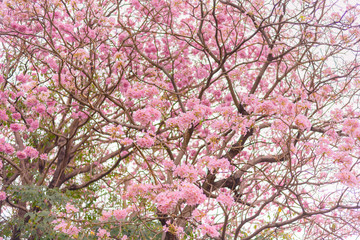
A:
0,0,360,239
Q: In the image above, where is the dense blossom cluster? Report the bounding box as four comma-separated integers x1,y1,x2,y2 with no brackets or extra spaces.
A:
0,0,360,239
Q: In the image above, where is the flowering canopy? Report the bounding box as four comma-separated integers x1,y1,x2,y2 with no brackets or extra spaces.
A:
0,0,360,239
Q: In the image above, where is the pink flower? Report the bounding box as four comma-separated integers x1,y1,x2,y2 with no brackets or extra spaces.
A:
335,169,359,187
217,191,234,208
294,114,311,131
255,100,277,115
97,228,110,238
331,108,343,121
24,146,39,158
0,191,6,201
16,73,30,83
12,113,21,120
180,183,206,206
67,225,80,236
4,144,15,154
25,96,38,107
136,134,154,148
53,220,68,231
65,203,79,213
133,107,161,125
174,164,198,182
100,211,112,221
0,110,8,121
200,156,230,173
342,118,360,134
10,123,22,132
40,154,48,160
36,104,46,114
29,120,39,131
198,224,220,238
120,138,133,145
113,209,128,221
155,191,181,213
163,160,175,171
16,151,27,159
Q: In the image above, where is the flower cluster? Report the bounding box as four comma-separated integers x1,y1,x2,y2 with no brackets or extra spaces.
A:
199,156,230,173
155,183,206,213
133,107,161,125
136,134,155,148
294,114,312,131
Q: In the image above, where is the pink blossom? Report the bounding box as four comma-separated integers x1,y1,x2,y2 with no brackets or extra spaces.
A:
63,224,79,236
35,104,46,114
155,191,181,213
24,146,39,159
277,96,295,116
331,108,343,121
193,209,205,221
211,120,230,132
0,191,6,201
271,119,288,132
120,137,133,145
174,164,198,182
4,144,15,154
25,96,38,107
166,111,199,131
53,220,67,231
10,123,22,132
294,114,311,131
65,203,79,213
12,113,21,120
100,211,112,221
16,73,30,83
335,169,359,187
97,228,110,238
255,100,277,115
136,134,154,148
200,156,230,173
163,160,175,170
217,191,234,208
133,107,161,125
353,128,360,140
37,86,48,92
29,120,39,131
180,183,206,206
113,209,128,221
126,88,146,99
186,101,212,118
120,150,129,157
0,110,8,121
16,151,27,159
198,223,220,238
343,118,360,134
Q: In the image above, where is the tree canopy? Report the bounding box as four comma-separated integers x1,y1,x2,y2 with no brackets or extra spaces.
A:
0,0,360,239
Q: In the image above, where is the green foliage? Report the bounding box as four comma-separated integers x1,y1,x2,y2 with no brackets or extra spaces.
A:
119,218,163,240
8,185,69,209
0,185,71,239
